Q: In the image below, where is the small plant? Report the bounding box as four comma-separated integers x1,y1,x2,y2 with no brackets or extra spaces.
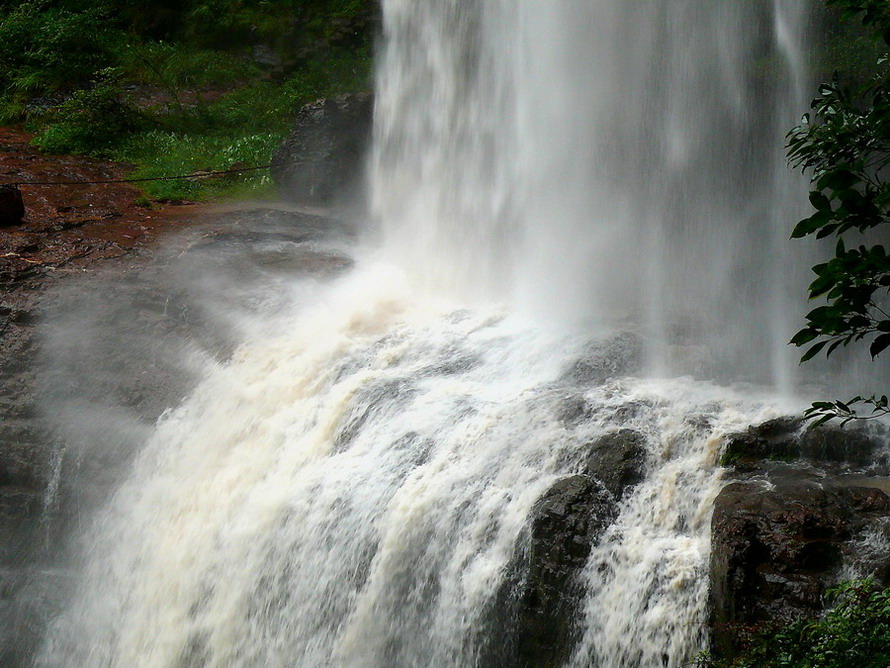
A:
703,579,890,667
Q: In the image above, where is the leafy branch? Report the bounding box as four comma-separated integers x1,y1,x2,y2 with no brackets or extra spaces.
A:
787,0,890,424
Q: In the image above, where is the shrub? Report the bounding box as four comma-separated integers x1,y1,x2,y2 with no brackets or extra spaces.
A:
0,2,121,93
118,42,258,91
704,580,890,667
31,69,145,156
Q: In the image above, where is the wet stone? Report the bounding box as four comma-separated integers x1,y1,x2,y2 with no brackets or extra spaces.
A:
482,475,616,667
584,429,647,500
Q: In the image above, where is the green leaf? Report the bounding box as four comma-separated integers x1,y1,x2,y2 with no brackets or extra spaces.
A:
790,328,819,346
808,274,837,298
870,333,890,357
809,191,832,211
792,211,833,238
800,340,828,363
818,169,859,191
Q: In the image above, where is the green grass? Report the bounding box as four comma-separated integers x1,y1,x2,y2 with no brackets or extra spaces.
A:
111,129,282,201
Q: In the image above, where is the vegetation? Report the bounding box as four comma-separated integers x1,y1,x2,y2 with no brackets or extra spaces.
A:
0,0,375,200
789,0,890,425
699,579,890,667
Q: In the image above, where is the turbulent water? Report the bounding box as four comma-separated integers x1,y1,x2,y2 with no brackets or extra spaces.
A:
39,265,798,667
36,1,883,667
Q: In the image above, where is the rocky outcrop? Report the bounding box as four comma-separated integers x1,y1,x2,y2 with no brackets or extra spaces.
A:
562,332,643,386
482,474,615,668
720,416,883,471
0,203,355,666
271,93,374,205
710,419,890,658
514,475,615,666
584,429,647,500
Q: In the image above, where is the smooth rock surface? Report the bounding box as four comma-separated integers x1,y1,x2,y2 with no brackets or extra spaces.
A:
271,93,374,205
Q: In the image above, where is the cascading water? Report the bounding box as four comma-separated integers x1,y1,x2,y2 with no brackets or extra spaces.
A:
36,2,884,667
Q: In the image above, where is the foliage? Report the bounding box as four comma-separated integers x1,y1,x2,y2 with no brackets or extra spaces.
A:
0,1,122,94
30,68,145,155
0,0,374,201
788,0,890,424
119,42,258,91
111,130,281,201
701,579,890,667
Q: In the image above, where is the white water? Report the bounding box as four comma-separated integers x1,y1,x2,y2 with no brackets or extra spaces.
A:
39,265,798,666
38,2,867,667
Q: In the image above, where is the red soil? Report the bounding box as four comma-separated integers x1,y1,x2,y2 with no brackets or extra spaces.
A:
0,126,206,283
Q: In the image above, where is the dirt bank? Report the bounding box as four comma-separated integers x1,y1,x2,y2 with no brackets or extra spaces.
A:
0,126,211,286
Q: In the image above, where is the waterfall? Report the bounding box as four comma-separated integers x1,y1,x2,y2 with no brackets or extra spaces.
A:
38,2,876,667
38,266,798,666
373,0,820,387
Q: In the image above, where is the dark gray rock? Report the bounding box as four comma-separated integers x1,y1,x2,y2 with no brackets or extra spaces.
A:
482,475,616,667
562,332,643,385
721,417,884,471
271,93,373,205
0,185,25,227
710,469,890,658
584,429,647,500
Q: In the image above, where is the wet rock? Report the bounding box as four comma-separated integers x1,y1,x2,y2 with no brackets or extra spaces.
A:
710,469,890,658
557,394,591,427
720,417,803,467
562,332,643,385
483,475,616,667
584,429,647,500
252,44,283,72
0,202,357,664
0,567,73,666
271,93,374,204
799,425,882,469
721,417,883,471
0,185,25,227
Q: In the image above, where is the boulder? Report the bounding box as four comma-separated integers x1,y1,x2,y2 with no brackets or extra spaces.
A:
0,186,25,227
482,475,616,667
711,415,890,659
710,470,890,657
584,429,647,500
720,417,885,471
271,93,373,205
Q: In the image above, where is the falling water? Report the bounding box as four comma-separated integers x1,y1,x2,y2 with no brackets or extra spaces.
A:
373,0,820,387
37,2,876,667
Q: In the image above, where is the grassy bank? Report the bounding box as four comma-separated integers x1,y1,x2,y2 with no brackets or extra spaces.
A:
0,0,375,201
